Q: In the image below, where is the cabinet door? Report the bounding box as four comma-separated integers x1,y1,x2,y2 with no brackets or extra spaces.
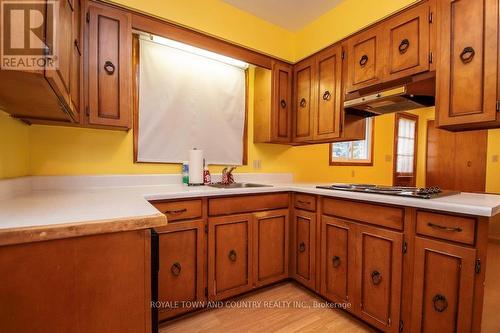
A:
314,45,342,141
272,63,292,143
355,223,403,332
384,2,430,81
208,214,253,300
157,220,205,321
46,0,73,116
320,216,355,305
291,209,316,289
293,58,316,142
345,26,385,92
70,0,81,116
436,0,498,128
411,237,476,333
253,209,289,287
88,4,132,128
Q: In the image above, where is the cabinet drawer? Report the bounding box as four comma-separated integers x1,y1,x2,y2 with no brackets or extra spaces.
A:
294,193,316,211
416,211,476,245
208,193,289,216
322,198,404,230
152,199,203,222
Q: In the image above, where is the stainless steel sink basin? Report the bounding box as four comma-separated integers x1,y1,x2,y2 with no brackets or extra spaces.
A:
208,183,272,189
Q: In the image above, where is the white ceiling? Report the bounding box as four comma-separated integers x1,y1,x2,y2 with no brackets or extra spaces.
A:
222,0,344,31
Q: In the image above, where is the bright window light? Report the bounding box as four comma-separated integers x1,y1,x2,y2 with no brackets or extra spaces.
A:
145,34,249,70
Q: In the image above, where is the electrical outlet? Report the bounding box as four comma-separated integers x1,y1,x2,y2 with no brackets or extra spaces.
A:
351,170,355,178
253,159,261,170
493,155,499,163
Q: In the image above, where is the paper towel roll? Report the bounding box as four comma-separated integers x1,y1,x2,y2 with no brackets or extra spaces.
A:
188,149,204,185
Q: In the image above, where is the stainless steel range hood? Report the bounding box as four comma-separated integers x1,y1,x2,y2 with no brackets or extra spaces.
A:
343,74,435,116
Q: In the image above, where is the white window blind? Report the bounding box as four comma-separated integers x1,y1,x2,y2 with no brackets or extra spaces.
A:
396,117,416,173
137,35,247,165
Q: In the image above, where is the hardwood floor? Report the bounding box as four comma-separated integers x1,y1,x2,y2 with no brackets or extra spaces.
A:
159,282,375,333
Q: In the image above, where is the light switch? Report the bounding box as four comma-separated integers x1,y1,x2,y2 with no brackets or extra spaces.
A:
253,159,261,170
493,155,499,163
385,155,392,162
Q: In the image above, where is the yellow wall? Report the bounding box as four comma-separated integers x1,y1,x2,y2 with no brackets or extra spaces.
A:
487,129,500,193
0,111,30,179
108,0,295,62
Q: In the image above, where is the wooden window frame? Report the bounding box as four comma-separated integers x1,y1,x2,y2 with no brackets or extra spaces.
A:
393,112,418,185
329,118,375,166
132,33,248,165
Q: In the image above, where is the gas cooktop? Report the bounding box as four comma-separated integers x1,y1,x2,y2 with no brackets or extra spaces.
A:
316,184,460,199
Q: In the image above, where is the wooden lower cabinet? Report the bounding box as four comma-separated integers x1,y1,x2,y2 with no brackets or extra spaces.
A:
156,220,205,321
0,230,152,333
291,209,316,289
319,215,403,332
320,216,355,305
411,237,477,333
208,214,254,300
355,223,403,332
253,209,289,287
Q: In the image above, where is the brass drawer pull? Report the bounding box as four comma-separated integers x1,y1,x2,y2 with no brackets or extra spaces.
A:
398,38,410,54
460,47,475,64
228,249,237,262
299,98,307,108
297,200,311,205
170,262,181,276
165,208,188,215
332,256,341,268
433,294,448,312
104,60,115,75
280,99,287,108
298,242,306,253
322,90,331,101
427,222,462,233
371,270,382,285
359,54,368,67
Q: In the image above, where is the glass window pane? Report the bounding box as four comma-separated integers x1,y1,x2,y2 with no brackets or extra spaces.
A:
331,117,373,163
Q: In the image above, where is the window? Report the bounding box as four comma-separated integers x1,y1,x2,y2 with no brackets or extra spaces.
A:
330,117,373,165
393,112,418,186
134,33,248,165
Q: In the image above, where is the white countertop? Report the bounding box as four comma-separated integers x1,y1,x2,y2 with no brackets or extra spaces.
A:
0,174,499,245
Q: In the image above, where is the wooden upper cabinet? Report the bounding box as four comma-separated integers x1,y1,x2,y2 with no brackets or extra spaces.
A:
345,26,385,92
254,62,292,144
46,0,73,115
293,58,316,142
208,214,253,301
320,216,354,305
70,0,82,116
355,224,403,332
87,3,132,128
156,220,205,321
411,237,476,333
384,2,431,81
253,210,289,287
272,63,293,142
436,0,499,129
313,45,342,141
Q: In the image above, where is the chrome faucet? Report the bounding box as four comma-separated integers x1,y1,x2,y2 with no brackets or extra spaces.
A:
221,166,236,185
